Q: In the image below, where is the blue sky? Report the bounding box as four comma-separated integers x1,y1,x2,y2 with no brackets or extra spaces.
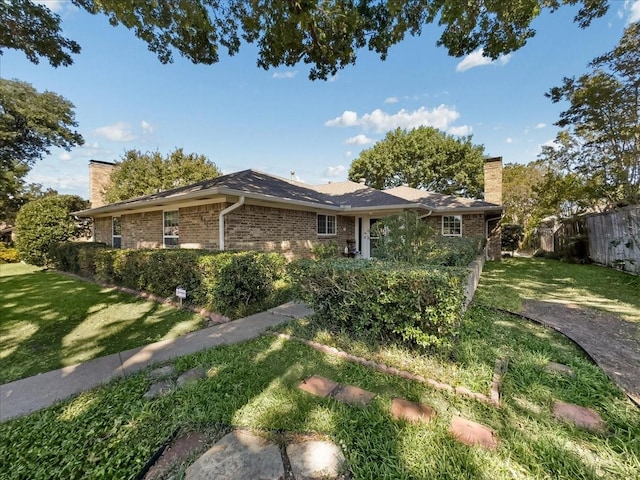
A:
4,1,640,199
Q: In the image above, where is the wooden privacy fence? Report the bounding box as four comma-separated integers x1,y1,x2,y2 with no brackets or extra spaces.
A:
534,206,639,275
584,206,640,275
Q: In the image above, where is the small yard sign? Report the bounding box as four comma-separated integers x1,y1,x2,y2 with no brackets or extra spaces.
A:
176,287,187,299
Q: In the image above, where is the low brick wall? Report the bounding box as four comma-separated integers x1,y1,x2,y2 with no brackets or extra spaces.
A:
464,245,488,307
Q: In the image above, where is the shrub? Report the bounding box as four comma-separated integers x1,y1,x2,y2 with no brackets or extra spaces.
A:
502,224,524,252
423,236,484,266
196,251,287,317
49,242,108,274
14,195,89,266
0,243,19,263
311,241,340,259
289,258,467,349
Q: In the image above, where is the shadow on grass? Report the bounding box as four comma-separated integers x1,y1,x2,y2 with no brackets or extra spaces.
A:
2,327,639,479
0,266,203,384
475,258,640,323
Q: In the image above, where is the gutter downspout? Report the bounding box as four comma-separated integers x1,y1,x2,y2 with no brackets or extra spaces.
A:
219,196,245,251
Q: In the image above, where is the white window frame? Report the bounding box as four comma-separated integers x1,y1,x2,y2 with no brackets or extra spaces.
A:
317,214,337,236
163,210,179,248
112,217,122,248
442,215,462,237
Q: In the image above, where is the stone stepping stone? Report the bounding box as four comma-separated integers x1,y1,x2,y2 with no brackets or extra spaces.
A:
143,380,174,400
147,365,176,381
299,375,339,398
185,431,283,480
143,432,206,480
449,416,499,450
287,440,346,479
177,367,206,387
390,398,436,424
298,376,375,406
545,362,574,376
552,400,606,432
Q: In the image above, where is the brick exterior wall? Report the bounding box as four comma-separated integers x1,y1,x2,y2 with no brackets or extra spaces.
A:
93,203,355,259
179,203,223,249
483,157,503,205
225,204,355,260
89,161,115,208
423,214,484,238
94,217,112,245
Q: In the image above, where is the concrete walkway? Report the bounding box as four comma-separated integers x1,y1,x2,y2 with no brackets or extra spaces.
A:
0,302,313,422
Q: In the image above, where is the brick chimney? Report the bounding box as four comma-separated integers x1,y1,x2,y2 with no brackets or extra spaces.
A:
483,157,502,205
89,160,116,208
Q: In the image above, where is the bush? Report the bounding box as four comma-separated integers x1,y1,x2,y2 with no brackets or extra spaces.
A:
502,224,524,252
311,241,340,259
423,236,484,266
289,258,467,349
49,242,108,274
0,243,19,263
14,195,89,266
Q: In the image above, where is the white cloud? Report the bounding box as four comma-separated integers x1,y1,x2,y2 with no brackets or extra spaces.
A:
59,152,72,161
384,96,399,104
536,123,546,129
26,172,88,195
344,151,352,158
272,70,297,79
34,0,65,12
94,122,136,142
456,49,512,72
506,137,513,144
624,0,640,22
326,165,346,177
541,139,561,150
141,120,153,134
346,134,374,145
447,125,472,136
328,74,339,82
325,105,460,133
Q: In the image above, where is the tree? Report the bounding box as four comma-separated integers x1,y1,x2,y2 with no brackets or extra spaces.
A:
15,194,89,266
104,148,222,203
0,78,83,190
2,1,608,80
348,127,485,198
546,22,640,207
502,161,546,226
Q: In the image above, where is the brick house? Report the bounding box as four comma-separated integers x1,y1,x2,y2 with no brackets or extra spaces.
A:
76,158,503,260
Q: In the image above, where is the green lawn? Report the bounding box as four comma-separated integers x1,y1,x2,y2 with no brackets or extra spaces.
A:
1,258,639,479
0,263,205,384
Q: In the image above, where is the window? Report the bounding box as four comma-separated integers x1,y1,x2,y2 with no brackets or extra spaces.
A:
163,210,179,247
317,214,336,235
442,215,462,236
112,217,121,248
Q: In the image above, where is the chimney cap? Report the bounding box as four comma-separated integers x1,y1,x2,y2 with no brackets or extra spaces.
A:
484,156,502,163
89,159,116,166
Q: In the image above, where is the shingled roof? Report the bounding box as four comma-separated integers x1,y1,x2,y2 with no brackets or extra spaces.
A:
384,185,503,212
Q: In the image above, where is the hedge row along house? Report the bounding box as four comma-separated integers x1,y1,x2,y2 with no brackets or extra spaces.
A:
76,157,504,260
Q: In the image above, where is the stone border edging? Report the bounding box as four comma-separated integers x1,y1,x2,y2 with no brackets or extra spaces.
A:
273,333,505,407
464,246,488,307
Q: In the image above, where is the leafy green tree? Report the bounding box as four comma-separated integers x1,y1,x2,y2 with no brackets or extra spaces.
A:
546,22,640,207
104,148,222,203
15,194,89,266
2,1,608,79
502,162,546,226
0,159,57,225
348,127,485,198
501,224,524,253
0,78,83,194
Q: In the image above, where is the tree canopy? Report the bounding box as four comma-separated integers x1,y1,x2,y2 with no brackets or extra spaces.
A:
14,194,89,266
546,21,640,207
104,148,222,203
0,78,83,224
1,0,609,79
348,126,485,198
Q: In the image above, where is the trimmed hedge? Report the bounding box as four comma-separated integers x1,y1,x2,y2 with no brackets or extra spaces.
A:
422,236,485,267
49,244,288,318
289,258,467,349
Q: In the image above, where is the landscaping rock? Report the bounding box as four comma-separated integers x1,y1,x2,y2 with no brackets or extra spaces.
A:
177,368,206,388
287,440,346,480
331,385,375,406
144,381,174,400
185,430,283,480
390,398,435,424
299,376,339,398
144,432,206,480
148,365,176,381
449,416,499,450
546,362,574,376
552,400,606,432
